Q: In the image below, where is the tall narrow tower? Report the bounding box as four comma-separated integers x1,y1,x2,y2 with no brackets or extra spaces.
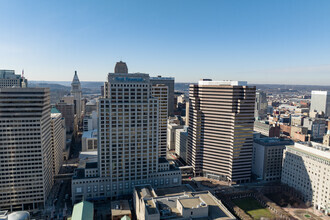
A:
71,71,82,120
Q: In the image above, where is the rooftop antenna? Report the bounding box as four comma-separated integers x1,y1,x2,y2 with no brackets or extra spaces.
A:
22,69,24,78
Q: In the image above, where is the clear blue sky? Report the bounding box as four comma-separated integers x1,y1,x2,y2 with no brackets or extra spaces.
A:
1,0,330,84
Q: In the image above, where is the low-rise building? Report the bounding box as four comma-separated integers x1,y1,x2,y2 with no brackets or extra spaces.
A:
281,142,330,214
254,121,280,137
82,129,97,151
111,200,132,220
133,184,236,220
303,118,326,140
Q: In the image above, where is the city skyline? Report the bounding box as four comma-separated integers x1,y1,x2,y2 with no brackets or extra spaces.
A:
1,0,330,84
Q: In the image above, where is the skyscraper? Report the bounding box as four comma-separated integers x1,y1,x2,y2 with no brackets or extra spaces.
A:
254,91,267,120
310,91,330,117
71,63,181,202
0,88,53,211
0,70,27,88
187,80,256,184
71,71,82,120
51,108,66,176
151,84,168,158
150,76,175,116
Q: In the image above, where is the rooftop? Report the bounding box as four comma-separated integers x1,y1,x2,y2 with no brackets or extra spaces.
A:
178,197,205,209
71,201,93,220
111,200,131,217
198,80,247,86
254,137,294,146
288,142,330,161
136,185,236,219
82,129,98,139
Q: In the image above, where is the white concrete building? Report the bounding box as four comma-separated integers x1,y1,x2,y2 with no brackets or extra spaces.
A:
167,122,184,151
310,91,330,117
281,142,330,214
83,110,98,132
82,129,98,152
0,88,53,211
175,126,188,163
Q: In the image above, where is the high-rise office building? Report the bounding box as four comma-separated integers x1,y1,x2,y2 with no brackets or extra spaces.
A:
254,91,267,120
51,109,66,176
310,91,330,117
71,63,181,203
151,84,168,158
0,88,53,211
150,76,174,116
0,70,27,88
71,71,82,120
187,80,256,184
55,101,75,133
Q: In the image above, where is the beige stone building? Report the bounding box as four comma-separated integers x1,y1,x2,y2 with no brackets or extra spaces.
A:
281,142,330,214
133,184,235,220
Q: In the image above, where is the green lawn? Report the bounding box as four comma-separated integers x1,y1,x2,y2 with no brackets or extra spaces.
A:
233,197,274,220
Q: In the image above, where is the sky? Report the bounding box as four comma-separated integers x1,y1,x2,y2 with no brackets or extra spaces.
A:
1,0,330,84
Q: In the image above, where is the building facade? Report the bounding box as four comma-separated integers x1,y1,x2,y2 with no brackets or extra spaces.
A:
150,76,174,116
51,111,66,176
310,91,330,117
0,88,53,211
255,91,267,120
187,80,256,184
281,142,330,214
71,65,181,203
0,70,27,88
252,138,293,182
175,126,188,163
151,84,168,158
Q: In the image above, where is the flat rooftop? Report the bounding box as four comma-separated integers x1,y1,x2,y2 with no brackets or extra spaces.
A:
111,200,131,217
154,184,195,197
178,197,204,209
198,80,247,86
254,138,294,146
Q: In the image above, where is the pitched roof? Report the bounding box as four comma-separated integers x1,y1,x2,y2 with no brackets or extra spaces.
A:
71,201,94,220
